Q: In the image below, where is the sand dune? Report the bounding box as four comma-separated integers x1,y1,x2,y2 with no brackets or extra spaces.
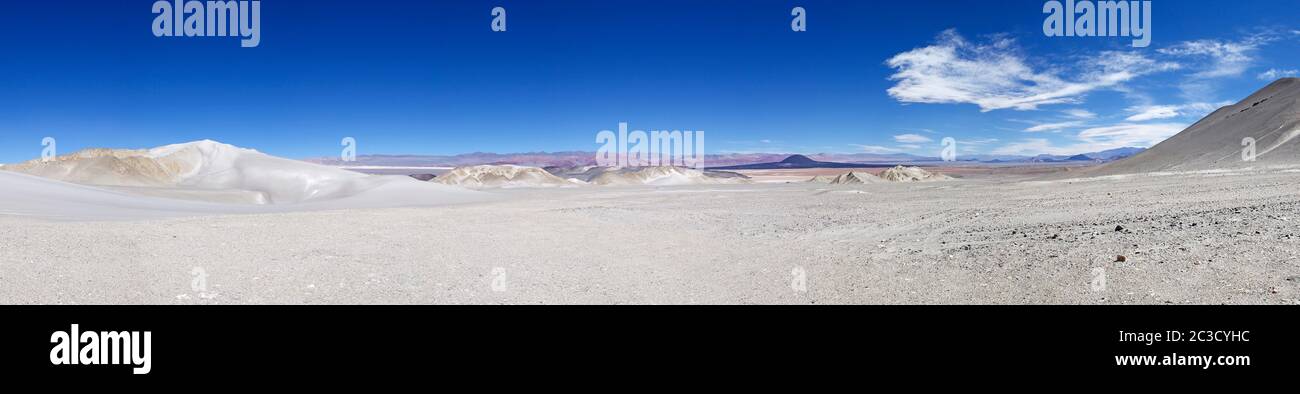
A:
545,165,752,185
435,165,576,188
809,171,884,184
4,140,469,204
0,140,492,219
878,166,952,182
586,166,752,186
1088,78,1300,176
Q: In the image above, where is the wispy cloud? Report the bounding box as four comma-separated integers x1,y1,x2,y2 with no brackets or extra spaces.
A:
959,138,998,145
1024,121,1085,133
852,144,903,154
885,30,1176,112
1158,33,1283,101
1062,109,1096,119
1158,35,1274,79
1124,105,1180,121
893,133,933,143
1258,68,1299,80
993,123,1186,155
1124,102,1228,121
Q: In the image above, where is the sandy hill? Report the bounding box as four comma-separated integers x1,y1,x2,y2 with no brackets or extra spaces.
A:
1,140,488,207
809,171,884,185
1088,78,1300,176
878,166,952,182
435,165,574,188
542,165,604,182
587,166,752,186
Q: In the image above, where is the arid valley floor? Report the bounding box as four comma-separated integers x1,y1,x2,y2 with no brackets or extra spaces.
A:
4,167,1298,305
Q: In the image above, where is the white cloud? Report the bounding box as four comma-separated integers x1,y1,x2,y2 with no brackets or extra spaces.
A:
1024,121,1085,133
1159,35,1273,79
1076,123,1185,148
1124,102,1229,121
1124,105,1180,121
993,123,1186,155
852,145,902,154
959,138,999,145
1258,68,1299,80
1062,109,1096,119
991,138,1060,156
893,133,933,143
759,139,773,144
886,30,1176,112
897,144,922,150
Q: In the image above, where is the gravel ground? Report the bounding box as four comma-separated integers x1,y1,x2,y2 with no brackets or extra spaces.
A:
2,169,1299,304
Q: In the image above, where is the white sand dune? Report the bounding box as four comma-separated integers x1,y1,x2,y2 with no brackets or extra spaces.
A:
809,171,884,184
434,165,576,188
878,166,952,182
439,164,752,187
0,170,261,220
587,166,752,186
0,140,492,220
808,167,949,184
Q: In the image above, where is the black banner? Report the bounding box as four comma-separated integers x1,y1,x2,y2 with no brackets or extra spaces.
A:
1,306,1292,382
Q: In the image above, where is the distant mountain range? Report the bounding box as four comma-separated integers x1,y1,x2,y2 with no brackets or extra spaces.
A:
305,147,1145,168
709,154,892,170
968,147,1148,164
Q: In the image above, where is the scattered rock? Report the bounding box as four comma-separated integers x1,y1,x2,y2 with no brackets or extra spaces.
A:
1115,255,1127,262
1114,225,1125,232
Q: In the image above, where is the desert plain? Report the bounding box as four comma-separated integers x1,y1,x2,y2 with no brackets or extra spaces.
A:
3,166,1297,305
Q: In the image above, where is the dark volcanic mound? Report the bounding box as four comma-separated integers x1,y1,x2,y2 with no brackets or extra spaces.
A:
711,155,890,170
780,154,818,164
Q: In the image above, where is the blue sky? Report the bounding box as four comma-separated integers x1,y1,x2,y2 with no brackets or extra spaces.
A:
1,0,1298,163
